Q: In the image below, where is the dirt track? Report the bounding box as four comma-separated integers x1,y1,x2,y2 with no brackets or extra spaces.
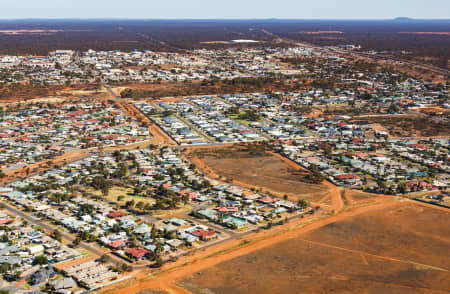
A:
100,148,420,294
0,149,91,184
181,201,450,294
101,198,405,294
117,99,177,146
1,138,161,185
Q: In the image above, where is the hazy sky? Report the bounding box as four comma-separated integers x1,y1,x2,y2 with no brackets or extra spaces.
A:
1,0,449,19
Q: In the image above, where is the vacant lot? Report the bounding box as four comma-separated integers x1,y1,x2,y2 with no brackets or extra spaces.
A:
190,145,329,202
355,115,450,137
0,83,104,102
349,190,378,201
181,202,450,294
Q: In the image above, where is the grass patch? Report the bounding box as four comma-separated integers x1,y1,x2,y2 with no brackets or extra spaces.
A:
87,186,156,208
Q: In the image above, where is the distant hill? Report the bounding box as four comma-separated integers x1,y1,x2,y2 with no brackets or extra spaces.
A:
393,17,415,21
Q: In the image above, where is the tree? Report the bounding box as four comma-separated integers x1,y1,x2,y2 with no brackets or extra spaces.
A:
239,110,260,121
72,237,81,247
115,162,129,179
125,200,135,208
0,263,11,274
115,262,128,273
298,199,308,209
32,255,48,265
53,229,62,242
10,271,22,281
101,185,110,197
153,256,164,268
397,183,407,194
136,201,144,210
100,254,110,263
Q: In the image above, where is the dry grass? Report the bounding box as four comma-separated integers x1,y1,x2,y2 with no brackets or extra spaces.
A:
191,145,329,202
87,186,156,208
181,202,450,294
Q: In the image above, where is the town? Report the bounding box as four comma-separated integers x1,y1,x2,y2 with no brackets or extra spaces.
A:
0,39,449,294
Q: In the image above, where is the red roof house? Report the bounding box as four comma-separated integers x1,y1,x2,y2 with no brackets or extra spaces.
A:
107,211,124,218
191,229,217,241
125,248,150,259
108,240,126,248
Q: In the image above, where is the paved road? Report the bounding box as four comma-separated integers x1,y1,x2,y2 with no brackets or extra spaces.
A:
213,96,273,140
152,102,215,144
3,203,104,255
1,202,149,268
103,83,121,101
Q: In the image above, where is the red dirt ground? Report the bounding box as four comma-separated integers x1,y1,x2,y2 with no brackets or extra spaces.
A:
181,202,450,294
187,146,329,202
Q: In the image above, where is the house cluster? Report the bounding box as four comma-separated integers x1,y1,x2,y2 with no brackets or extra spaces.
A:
0,142,307,274
137,96,265,145
0,210,102,293
0,46,316,85
193,183,305,230
278,137,449,194
137,101,209,145
184,96,264,143
132,72,447,147
53,257,120,290
0,101,150,170
0,148,228,264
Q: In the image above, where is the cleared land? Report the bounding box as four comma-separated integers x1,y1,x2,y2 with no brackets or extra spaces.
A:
181,202,450,294
349,190,379,201
0,83,106,102
355,115,450,137
188,145,329,202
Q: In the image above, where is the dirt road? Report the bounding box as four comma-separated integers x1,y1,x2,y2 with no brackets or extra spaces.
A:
0,149,91,184
101,199,403,294
322,180,344,211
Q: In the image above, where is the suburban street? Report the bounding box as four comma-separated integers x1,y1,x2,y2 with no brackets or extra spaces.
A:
2,202,143,268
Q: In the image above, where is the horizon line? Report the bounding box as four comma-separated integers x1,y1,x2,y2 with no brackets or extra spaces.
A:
0,17,449,21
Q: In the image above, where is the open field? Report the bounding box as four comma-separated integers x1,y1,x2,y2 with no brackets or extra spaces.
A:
86,185,191,217
114,75,307,99
181,202,450,294
87,186,155,207
188,145,329,202
0,83,105,102
355,115,450,137
348,189,379,201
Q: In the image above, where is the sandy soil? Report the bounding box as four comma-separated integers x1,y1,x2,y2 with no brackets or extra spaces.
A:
0,84,104,102
357,116,450,137
187,146,329,202
181,201,450,294
53,256,96,271
99,198,406,294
